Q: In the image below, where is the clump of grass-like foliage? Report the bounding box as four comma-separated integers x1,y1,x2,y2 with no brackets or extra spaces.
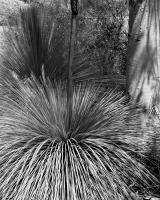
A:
0,72,156,200
0,3,96,84
0,3,68,81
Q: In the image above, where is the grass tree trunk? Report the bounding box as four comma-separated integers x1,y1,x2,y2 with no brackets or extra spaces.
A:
127,0,160,123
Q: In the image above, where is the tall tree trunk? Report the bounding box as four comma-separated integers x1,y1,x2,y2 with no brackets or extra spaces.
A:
127,0,160,120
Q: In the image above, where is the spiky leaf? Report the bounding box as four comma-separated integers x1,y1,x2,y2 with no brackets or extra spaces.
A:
0,73,156,200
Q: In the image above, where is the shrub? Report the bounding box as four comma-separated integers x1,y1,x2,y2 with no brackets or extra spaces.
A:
0,73,156,200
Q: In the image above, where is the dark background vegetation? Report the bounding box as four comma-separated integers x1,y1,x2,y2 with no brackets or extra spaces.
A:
0,0,128,90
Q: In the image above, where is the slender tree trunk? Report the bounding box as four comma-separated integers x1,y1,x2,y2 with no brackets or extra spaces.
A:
67,0,78,131
127,0,160,120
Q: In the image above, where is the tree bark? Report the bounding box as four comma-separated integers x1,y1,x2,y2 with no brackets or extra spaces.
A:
127,0,160,117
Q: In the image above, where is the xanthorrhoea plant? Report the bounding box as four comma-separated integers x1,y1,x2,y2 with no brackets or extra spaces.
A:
0,3,69,81
0,72,156,200
0,1,158,199
0,3,98,83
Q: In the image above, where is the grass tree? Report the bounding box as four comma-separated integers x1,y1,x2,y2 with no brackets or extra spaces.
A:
0,72,157,200
0,1,158,199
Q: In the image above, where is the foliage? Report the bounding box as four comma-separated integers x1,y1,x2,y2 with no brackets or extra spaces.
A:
0,0,28,26
77,0,128,74
74,0,128,89
0,4,69,82
0,71,157,200
0,1,128,90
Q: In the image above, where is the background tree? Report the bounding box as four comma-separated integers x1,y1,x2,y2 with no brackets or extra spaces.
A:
127,0,160,122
